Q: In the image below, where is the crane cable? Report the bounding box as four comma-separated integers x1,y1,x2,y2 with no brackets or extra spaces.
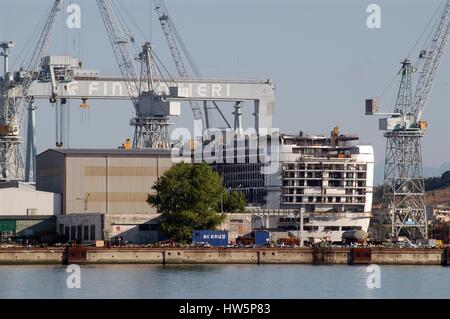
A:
16,1,60,128
114,0,147,46
159,0,231,129
108,0,141,118
12,2,52,71
377,0,446,109
406,0,445,61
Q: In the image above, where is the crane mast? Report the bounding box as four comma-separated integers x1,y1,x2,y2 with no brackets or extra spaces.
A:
0,0,63,181
367,0,450,240
97,0,178,150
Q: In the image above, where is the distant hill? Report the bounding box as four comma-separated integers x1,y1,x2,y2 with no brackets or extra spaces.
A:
374,186,450,206
374,162,450,186
373,170,450,206
424,171,450,192
425,187,450,206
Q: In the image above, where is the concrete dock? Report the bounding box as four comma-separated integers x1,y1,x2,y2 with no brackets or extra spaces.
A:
0,247,449,265
0,247,66,264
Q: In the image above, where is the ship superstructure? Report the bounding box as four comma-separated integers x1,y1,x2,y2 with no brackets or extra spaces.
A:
262,127,374,242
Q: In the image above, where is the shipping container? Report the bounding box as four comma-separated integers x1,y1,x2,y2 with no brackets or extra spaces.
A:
254,230,270,246
0,220,16,235
192,230,228,246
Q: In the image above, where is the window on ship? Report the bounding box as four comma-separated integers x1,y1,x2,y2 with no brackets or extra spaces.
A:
324,226,340,231
341,226,362,231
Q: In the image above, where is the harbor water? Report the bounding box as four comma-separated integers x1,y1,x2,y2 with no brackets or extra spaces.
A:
1,264,450,299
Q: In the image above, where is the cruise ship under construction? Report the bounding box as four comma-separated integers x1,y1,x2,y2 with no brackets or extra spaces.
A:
215,127,375,243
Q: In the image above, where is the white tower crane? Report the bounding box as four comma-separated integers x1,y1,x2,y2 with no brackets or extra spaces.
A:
0,0,64,181
97,0,179,150
366,0,450,239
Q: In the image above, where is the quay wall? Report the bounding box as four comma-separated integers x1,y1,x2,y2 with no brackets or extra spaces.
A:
0,248,66,264
370,248,444,265
0,247,448,265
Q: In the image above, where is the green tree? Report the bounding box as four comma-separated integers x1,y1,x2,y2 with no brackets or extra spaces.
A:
223,190,247,212
425,170,450,191
148,162,225,243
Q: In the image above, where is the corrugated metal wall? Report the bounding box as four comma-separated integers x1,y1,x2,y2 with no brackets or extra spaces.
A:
36,150,173,244
106,157,159,214
65,156,107,214
63,154,173,215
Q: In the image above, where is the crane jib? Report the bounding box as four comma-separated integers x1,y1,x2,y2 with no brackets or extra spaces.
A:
413,0,450,121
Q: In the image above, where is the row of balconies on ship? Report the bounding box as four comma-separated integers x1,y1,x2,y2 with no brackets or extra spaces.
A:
225,182,265,189
279,153,363,164
281,181,367,188
282,193,366,203
223,174,263,181
281,187,366,196
282,186,368,195
282,149,355,160
282,181,367,188
227,187,266,195
282,163,367,172
281,195,366,204
281,171,367,179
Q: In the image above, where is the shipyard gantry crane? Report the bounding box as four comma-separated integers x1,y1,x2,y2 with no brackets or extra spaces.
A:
97,0,179,149
153,0,231,133
0,0,63,181
366,0,450,239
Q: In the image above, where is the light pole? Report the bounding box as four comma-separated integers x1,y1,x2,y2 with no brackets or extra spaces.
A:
297,209,304,247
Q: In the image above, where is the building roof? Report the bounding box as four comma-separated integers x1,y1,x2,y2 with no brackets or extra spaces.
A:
0,215,56,220
0,181,36,191
38,148,173,157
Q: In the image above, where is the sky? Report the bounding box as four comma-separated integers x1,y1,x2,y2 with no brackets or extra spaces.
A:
1,0,449,168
